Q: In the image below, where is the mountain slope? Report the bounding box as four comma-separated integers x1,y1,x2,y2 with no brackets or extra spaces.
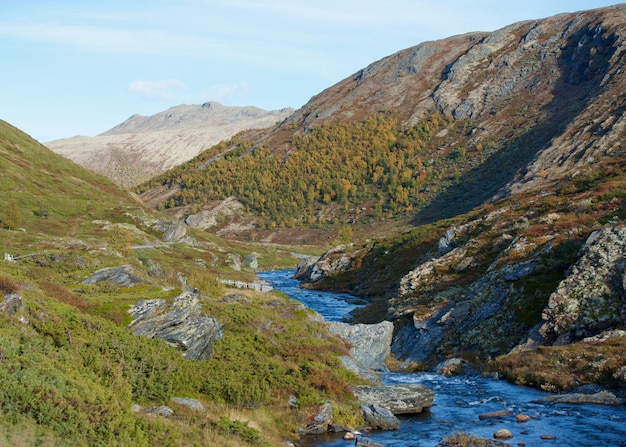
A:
0,119,359,446
281,7,626,386
139,5,626,241
46,102,294,187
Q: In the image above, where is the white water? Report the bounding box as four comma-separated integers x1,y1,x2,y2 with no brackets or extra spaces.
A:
260,269,626,447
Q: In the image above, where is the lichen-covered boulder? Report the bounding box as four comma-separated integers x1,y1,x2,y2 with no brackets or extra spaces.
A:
352,384,434,414
82,265,149,287
328,321,393,381
540,227,626,344
361,404,400,430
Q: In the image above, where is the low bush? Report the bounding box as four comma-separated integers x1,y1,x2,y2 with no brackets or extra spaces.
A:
213,417,268,446
493,337,626,391
0,275,19,295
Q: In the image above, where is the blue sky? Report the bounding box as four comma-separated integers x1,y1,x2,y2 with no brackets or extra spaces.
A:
0,1,620,141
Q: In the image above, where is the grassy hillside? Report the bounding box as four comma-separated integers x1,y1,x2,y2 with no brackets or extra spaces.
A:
0,120,361,446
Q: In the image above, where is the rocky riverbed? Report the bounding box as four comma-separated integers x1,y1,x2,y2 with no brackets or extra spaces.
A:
260,269,626,447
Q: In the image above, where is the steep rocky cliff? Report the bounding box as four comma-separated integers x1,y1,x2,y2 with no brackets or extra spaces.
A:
299,214,626,365
538,227,626,345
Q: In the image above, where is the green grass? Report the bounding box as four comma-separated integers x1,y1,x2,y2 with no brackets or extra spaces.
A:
0,120,362,446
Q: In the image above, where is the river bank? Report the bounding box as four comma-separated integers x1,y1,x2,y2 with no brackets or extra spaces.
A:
260,269,626,447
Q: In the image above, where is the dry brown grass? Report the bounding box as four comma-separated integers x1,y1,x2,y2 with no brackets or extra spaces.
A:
493,336,626,391
0,275,19,295
38,280,92,312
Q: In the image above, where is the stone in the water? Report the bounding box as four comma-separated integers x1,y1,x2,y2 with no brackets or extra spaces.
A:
361,404,400,430
343,432,356,440
355,438,385,447
533,390,625,405
541,434,557,440
434,357,467,376
494,429,513,439
516,414,531,423
352,384,434,414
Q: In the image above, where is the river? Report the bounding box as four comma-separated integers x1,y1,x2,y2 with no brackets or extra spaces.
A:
258,269,626,447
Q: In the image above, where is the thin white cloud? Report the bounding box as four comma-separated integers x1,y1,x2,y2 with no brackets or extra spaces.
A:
128,79,188,101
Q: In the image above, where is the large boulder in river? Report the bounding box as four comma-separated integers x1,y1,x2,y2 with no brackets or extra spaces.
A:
128,287,223,360
533,390,626,406
352,384,434,414
328,321,393,381
361,404,401,430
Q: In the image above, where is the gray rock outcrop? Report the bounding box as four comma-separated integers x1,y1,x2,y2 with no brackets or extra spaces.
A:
0,293,22,315
128,288,223,360
145,405,174,417
298,401,333,435
82,265,149,287
184,197,246,231
243,254,259,270
352,384,434,414
294,245,356,283
153,220,197,245
540,227,626,344
170,397,206,412
361,404,400,430
328,321,393,381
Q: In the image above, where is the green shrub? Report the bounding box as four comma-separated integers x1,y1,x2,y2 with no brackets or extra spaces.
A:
1,198,22,230
214,417,268,446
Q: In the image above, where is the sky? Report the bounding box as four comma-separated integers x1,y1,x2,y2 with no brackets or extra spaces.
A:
0,1,620,142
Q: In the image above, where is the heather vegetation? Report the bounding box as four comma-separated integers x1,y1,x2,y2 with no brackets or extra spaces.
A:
4,6,626,445
0,120,361,446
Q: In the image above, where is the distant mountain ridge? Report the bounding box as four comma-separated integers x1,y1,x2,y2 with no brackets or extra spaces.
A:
46,102,294,187
100,102,292,135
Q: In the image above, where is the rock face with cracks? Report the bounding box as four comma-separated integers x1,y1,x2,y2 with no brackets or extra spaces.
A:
128,287,223,360
328,321,393,381
539,227,626,345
